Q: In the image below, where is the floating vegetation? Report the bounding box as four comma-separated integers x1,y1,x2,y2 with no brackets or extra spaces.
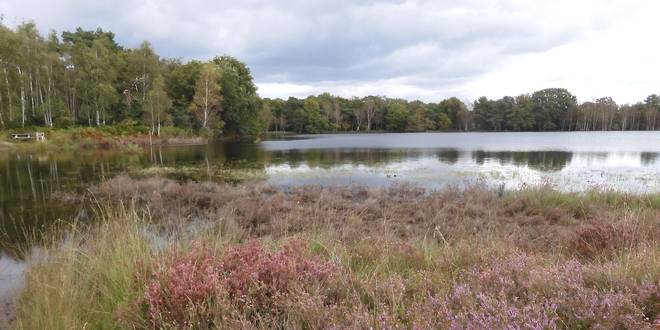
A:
130,165,265,184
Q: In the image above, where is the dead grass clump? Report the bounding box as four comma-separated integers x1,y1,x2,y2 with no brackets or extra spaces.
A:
571,221,638,258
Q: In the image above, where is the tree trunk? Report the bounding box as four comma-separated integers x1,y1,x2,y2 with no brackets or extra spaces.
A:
29,71,35,115
20,87,25,127
203,76,209,128
18,66,26,127
46,66,53,127
3,65,12,123
0,91,5,128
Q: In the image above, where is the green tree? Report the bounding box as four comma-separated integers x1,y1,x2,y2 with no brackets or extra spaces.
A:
61,27,122,125
531,88,577,131
385,102,408,131
163,59,200,128
144,76,172,135
213,56,262,137
439,97,469,130
189,63,222,131
474,97,501,131
495,96,515,131
406,101,433,131
507,94,535,131
302,97,329,133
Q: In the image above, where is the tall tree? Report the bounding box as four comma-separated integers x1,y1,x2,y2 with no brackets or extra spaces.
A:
302,97,328,133
507,94,535,131
531,88,577,131
163,59,201,128
213,56,262,137
385,102,408,131
144,75,172,135
439,97,469,131
189,63,222,131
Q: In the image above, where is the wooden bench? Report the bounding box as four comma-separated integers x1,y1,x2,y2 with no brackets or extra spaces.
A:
10,132,45,141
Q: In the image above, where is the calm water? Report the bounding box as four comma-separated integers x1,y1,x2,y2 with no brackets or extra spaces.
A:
262,132,660,190
1,131,660,245
1,131,660,297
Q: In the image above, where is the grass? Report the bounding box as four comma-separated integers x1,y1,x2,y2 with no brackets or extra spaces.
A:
130,165,265,184
0,125,206,152
10,177,660,329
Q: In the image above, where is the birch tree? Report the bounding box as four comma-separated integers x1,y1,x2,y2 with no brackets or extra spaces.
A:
189,63,222,130
144,75,172,135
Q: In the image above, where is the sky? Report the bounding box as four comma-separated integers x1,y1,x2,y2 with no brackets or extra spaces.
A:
1,0,659,104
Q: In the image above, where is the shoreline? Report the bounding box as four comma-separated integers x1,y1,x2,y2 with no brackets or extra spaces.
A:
1,128,209,152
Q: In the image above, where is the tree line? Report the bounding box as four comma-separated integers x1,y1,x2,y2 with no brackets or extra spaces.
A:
0,22,262,137
1,21,659,137
264,90,660,133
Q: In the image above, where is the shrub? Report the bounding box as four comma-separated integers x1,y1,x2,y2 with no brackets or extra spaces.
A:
134,239,336,328
159,126,190,138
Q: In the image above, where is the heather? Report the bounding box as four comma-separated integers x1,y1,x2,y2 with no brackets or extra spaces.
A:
12,176,660,329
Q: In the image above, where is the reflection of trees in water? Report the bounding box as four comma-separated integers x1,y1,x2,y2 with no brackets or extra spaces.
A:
641,152,660,166
267,148,474,168
266,149,425,168
0,152,87,250
4,143,657,240
471,151,573,171
436,149,460,164
263,148,577,172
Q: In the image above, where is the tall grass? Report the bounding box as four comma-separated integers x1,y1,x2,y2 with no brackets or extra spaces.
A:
14,208,155,329
11,177,660,329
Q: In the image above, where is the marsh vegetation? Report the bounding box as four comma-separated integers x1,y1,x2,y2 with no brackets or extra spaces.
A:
8,176,660,329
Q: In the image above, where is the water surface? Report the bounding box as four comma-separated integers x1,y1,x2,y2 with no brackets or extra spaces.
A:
262,132,660,191
1,131,659,245
1,131,660,301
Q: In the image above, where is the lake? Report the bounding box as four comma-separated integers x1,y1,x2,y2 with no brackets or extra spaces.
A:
1,131,660,247
1,131,660,303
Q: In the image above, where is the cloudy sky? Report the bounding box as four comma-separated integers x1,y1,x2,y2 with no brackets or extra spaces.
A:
1,0,659,104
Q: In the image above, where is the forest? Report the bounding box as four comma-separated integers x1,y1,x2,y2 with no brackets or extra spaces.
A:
1,21,660,137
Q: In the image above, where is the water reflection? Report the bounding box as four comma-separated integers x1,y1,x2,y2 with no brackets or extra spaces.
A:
641,152,659,166
471,151,573,171
2,132,660,252
264,148,660,171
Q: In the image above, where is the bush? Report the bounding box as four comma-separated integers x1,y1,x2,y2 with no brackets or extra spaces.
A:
159,126,190,138
132,239,336,328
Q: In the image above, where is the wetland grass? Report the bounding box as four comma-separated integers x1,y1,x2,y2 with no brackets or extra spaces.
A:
10,177,660,329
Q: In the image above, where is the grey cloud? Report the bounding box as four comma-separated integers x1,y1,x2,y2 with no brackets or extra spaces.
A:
0,0,652,102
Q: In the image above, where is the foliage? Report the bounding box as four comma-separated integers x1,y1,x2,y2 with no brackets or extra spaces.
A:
385,102,409,131
531,88,577,130
1,20,660,137
189,63,223,132
213,56,263,138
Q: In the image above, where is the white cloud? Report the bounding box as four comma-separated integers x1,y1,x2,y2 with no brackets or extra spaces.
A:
1,0,658,103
